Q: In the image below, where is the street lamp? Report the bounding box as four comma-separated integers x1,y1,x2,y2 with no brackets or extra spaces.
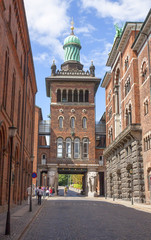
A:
130,169,133,205
5,126,17,235
29,155,34,212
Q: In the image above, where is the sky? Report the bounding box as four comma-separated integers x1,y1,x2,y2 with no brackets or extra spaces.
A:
24,0,151,121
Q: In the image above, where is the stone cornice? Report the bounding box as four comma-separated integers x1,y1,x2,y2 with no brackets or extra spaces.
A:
46,76,100,97
132,9,151,52
101,71,111,88
103,124,142,158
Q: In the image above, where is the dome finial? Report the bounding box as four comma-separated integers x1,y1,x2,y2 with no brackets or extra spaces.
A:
70,17,74,35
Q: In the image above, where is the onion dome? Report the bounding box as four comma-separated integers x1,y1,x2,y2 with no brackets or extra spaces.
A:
63,19,81,62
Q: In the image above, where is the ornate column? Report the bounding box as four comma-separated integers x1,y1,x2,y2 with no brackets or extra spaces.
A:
87,171,98,197
48,168,58,195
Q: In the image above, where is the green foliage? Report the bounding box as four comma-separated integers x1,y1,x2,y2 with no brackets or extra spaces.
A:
73,184,82,190
58,174,68,186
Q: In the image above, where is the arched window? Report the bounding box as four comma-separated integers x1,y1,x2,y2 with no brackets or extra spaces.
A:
57,138,63,158
74,89,78,102
144,100,148,115
74,138,80,158
59,116,63,128
17,90,21,134
83,138,89,158
128,105,132,124
68,90,72,102
82,117,87,129
142,62,147,83
62,89,67,102
85,90,89,102
57,89,61,102
10,71,16,122
79,90,83,102
125,108,128,126
41,154,46,165
109,128,113,144
115,69,120,114
66,138,71,158
71,117,75,128
3,50,9,109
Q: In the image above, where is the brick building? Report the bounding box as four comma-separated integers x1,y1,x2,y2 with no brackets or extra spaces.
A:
36,23,106,196
0,0,37,206
102,9,151,203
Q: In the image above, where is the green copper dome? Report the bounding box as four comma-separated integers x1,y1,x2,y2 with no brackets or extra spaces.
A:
63,22,81,62
64,35,81,46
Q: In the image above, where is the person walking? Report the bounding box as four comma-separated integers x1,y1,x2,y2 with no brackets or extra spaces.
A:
49,187,53,197
64,186,67,196
27,186,31,205
37,186,43,205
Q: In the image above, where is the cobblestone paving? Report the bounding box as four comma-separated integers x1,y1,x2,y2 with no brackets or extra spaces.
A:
0,198,45,240
21,199,151,240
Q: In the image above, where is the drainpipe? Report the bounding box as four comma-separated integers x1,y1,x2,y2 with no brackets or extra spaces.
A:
20,49,30,204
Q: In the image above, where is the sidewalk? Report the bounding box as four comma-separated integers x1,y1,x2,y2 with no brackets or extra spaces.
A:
98,197,151,213
0,197,46,240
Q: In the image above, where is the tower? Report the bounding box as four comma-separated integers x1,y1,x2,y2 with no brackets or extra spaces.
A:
45,21,101,196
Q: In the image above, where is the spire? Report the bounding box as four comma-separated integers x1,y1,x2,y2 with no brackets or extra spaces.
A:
63,19,81,63
70,17,74,35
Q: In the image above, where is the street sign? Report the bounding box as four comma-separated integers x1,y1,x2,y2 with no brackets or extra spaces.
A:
32,172,37,178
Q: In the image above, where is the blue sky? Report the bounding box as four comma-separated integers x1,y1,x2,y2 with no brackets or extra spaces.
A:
24,0,151,121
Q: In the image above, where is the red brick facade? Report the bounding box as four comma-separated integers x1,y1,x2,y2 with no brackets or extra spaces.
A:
0,0,37,205
102,10,151,203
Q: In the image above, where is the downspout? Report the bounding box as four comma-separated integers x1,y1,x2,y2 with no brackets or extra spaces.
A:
20,49,30,204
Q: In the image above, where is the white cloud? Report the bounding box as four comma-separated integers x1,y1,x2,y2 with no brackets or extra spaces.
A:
24,0,71,60
76,24,96,34
80,0,151,22
34,53,50,62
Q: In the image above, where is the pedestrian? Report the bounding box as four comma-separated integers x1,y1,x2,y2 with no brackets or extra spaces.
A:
37,186,43,205
27,186,31,204
64,186,67,196
49,187,52,197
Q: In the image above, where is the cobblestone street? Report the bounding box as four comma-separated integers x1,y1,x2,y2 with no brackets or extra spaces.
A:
21,195,151,240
